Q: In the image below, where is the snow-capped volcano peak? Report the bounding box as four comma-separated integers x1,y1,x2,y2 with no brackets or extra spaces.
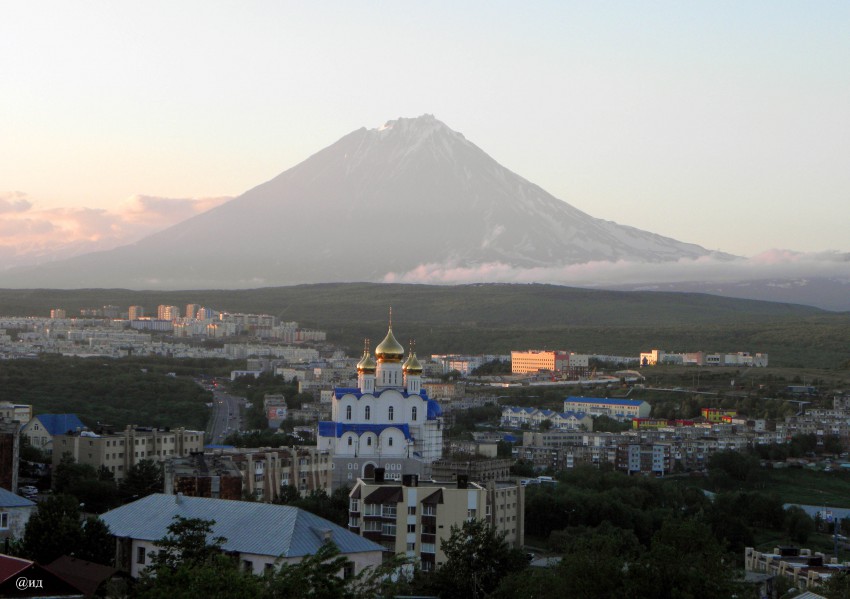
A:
0,115,727,289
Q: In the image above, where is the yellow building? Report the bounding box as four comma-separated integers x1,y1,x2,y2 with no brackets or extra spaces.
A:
348,472,524,572
511,350,568,375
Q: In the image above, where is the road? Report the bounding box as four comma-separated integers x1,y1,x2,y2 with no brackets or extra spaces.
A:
208,387,247,444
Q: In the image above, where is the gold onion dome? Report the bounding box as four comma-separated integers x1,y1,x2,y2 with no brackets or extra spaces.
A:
375,327,405,362
358,351,377,373
403,351,423,374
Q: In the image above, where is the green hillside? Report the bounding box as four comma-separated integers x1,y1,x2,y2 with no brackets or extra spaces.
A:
0,283,848,367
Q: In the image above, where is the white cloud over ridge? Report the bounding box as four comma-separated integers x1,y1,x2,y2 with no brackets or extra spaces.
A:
382,250,850,287
0,192,231,268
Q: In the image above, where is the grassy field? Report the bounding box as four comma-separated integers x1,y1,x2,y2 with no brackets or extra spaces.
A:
0,283,848,367
668,467,850,508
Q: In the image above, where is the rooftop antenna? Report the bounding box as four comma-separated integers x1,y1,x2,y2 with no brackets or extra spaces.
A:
389,306,393,328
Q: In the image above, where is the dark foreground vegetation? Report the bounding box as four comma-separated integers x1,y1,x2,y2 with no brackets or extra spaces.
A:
0,355,230,429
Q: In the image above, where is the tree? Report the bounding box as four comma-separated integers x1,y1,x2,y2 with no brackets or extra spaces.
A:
78,517,114,565
785,506,815,544
432,519,527,599
135,516,261,599
120,459,164,501
20,494,94,564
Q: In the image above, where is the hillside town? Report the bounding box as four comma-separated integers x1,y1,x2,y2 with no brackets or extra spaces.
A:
0,313,848,597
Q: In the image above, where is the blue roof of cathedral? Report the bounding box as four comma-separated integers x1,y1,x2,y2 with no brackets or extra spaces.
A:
317,422,411,440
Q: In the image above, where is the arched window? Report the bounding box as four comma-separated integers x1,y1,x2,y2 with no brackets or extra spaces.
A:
346,405,352,420
412,406,417,420
388,437,393,447
365,406,371,420
388,406,394,421
367,437,372,446
347,437,353,446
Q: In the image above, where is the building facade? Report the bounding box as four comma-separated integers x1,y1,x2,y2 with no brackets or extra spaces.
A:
226,447,333,501
511,350,568,375
563,397,651,420
52,425,204,481
348,472,523,572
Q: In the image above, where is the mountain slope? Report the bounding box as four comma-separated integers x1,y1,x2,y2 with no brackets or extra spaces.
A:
0,115,725,289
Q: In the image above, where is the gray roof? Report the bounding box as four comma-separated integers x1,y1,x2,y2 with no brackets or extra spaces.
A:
0,487,36,508
99,494,382,558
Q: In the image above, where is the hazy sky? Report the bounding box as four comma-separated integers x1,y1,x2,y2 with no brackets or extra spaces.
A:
2,2,848,258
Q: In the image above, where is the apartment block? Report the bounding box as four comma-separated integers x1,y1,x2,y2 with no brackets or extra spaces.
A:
348,471,523,572
164,453,243,500
511,350,568,375
52,426,204,481
225,447,332,501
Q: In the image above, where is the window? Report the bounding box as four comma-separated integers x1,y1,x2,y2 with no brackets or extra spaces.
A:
367,437,372,446
243,560,253,573
365,406,371,420
343,562,354,580
467,508,477,521
406,542,416,552
381,523,397,536
347,437,353,446
346,405,352,420
407,506,416,515
411,407,417,420
0,513,8,529
350,499,360,512
421,543,436,554
388,437,393,447
137,546,146,565
422,505,436,516
407,524,416,533
388,406,394,421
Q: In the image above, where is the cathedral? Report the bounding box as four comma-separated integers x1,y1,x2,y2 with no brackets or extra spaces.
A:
318,323,443,487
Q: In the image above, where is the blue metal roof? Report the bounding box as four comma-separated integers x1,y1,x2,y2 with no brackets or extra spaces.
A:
565,397,646,407
0,488,35,508
33,414,86,436
318,422,411,440
99,494,383,558
426,399,442,419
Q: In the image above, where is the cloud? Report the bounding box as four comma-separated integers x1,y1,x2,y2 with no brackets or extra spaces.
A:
382,251,850,287
0,192,33,214
0,192,231,267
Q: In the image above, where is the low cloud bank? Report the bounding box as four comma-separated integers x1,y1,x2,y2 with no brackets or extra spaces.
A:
0,192,230,268
382,250,850,286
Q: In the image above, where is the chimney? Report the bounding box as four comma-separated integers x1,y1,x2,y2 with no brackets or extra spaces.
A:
457,475,469,489
374,467,385,483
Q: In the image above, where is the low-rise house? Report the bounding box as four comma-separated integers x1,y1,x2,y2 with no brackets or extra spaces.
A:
21,414,85,455
0,488,36,541
100,493,384,578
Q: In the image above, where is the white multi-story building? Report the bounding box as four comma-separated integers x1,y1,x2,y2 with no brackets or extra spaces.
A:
318,325,443,488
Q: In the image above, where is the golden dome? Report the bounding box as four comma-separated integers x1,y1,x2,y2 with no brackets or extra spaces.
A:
403,351,423,374
358,351,377,373
375,327,405,362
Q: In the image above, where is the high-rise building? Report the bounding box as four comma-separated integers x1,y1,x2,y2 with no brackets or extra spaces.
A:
185,304,201,320
128,305,145,320
318,324,443,488
49,309,66,319
157,305,181,320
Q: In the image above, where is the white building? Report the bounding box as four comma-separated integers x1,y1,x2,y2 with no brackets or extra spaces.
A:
318,325,443,487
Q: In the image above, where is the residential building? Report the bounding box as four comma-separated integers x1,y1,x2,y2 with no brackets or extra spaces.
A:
100,494,384,578
702,408,739,423
52,425,204,481
745,546,850,592
501,407,592,431
511,350,568,375
318,326,443,487
563,397,651,420
127,306,145,320
49,308,66,319
430,458,512,484
21,413,86,455
164,453,243,500
156,305,181,320
348,471,523,572
0,419,20,492
264,394,288,428
0,403,32,425
226,447,333,501
0,487,36,541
